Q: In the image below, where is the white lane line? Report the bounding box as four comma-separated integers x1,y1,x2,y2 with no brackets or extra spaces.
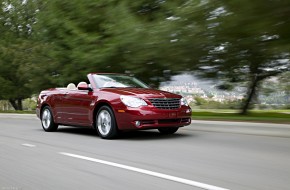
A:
60,152,230,190
22,143,36,147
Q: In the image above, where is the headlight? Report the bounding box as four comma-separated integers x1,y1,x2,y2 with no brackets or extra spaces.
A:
180,97,188,106
120,95,147,108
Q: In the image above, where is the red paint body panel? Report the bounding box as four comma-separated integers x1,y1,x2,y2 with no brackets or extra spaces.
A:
36,74,192,130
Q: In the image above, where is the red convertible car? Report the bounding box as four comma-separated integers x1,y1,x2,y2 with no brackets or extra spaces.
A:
36,73,192,139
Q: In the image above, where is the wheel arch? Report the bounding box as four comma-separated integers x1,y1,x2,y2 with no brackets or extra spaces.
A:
40,103,50,117
92,101,116,129
40,103,57,123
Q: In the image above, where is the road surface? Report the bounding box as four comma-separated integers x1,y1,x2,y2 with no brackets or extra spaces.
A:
0,114,290,190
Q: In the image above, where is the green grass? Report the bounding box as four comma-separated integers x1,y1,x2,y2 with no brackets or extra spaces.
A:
192,109,290,113
0,110,35,114
192,111,290,124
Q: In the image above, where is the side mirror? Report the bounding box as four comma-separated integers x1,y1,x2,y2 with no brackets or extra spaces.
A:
78,83,93,91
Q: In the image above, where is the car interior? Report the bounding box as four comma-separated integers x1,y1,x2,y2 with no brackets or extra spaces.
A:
67,82,91,90
67,83,77,90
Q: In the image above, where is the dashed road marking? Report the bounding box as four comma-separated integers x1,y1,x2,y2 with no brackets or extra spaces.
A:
22,143,36,147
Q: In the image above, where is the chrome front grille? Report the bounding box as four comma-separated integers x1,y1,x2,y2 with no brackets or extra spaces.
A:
149,98,180,110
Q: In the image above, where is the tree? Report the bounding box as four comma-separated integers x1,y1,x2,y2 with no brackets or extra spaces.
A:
34,0,189,87
168,0,290,114
0,0,42,110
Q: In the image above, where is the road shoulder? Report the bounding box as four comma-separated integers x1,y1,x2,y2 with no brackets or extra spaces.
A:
188,120,290,138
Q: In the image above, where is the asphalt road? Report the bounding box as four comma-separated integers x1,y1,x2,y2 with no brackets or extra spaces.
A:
0,114,290,190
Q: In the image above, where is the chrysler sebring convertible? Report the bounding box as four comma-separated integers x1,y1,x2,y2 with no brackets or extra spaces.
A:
36,73,192,139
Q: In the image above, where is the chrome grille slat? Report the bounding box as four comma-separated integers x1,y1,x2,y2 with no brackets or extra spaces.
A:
149,98,180,110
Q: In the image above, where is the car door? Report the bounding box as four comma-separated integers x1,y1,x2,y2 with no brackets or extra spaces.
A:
62,89,95,126
51,89,68,123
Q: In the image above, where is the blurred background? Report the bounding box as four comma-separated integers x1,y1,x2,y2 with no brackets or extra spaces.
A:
0,0,290,121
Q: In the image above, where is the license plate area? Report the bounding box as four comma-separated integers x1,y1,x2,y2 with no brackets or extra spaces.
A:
168,112,177,118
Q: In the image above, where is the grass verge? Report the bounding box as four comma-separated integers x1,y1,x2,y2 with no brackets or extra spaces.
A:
0,110,35,114
191,111,290,124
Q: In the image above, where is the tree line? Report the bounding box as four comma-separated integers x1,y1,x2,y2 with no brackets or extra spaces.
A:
0,0,290,113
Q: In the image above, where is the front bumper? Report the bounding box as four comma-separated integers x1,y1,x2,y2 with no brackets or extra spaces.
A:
114,106,192,130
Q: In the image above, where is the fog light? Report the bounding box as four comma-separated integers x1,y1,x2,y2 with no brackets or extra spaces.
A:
135,121,141,127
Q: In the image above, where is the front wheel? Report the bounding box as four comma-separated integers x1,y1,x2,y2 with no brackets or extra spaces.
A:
96,106,118,139
158,127,179,134
41,106,58,132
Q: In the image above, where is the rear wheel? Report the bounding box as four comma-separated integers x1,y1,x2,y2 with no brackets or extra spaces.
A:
96,106,118,139
41,106,58,132
158,127,179,134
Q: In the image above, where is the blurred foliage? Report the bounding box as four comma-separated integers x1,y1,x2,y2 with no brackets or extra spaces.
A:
0,0,290,113
0,0,43,110
32,0,186,87
278,72,290,96
169,0,290,114
22,97,36,110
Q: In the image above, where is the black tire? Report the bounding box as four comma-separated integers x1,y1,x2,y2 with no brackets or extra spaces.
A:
158,127,179,134
96,106,118,139
41,106,58,132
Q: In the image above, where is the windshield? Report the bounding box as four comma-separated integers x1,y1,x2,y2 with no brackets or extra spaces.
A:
92,74,149,88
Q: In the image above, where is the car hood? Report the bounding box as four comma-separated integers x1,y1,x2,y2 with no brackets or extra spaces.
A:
99,88,181,99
